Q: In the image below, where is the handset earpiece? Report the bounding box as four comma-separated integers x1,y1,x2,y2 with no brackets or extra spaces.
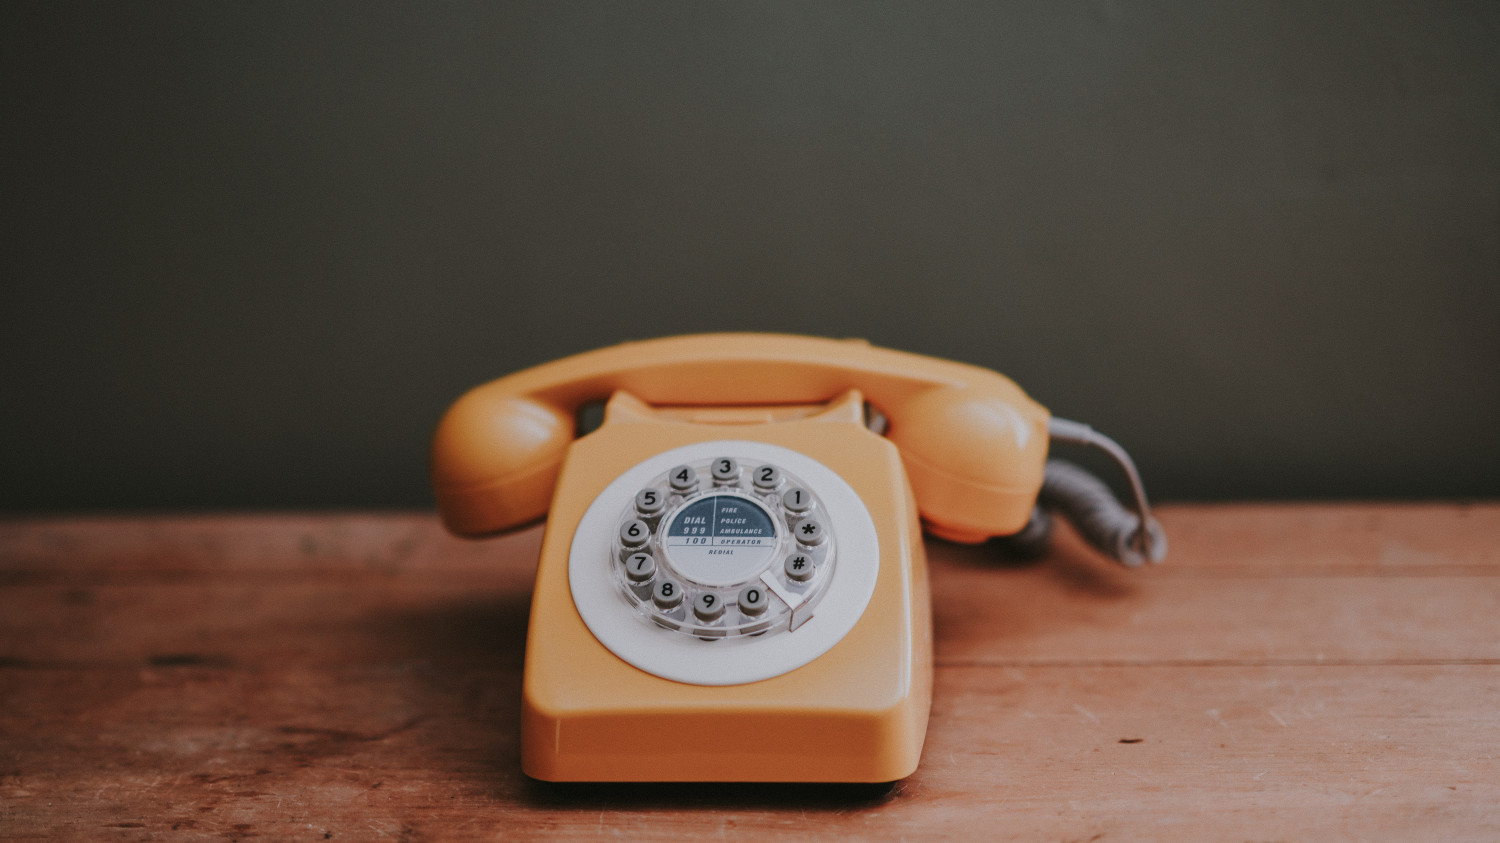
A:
431,391,574,535
885,385,1050,544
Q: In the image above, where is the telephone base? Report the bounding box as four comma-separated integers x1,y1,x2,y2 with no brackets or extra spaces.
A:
518,394,933,782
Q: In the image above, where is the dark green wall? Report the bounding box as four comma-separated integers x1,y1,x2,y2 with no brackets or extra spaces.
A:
3,2,1497,510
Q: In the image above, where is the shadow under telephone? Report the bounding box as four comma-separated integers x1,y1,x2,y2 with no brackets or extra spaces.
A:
431,334,1164,782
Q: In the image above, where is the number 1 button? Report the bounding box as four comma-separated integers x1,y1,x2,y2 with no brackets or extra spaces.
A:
634,488,664,515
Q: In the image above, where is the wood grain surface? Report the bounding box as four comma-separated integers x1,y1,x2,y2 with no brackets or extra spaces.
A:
2,504,1497,840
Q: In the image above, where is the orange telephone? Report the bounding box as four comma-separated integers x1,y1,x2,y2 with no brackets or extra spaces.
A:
431,334,1163,782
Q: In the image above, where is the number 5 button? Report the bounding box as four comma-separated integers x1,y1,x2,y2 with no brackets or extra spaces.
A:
634,488,665,516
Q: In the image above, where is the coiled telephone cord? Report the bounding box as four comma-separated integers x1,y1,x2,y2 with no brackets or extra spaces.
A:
1017,418,1167,568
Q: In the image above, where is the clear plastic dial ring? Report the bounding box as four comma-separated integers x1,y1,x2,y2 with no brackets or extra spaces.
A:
610,457,836,640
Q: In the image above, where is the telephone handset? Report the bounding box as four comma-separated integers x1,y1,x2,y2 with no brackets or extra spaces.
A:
432,333,1163,782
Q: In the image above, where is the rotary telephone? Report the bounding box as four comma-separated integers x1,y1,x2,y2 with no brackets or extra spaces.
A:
431,334,1163,782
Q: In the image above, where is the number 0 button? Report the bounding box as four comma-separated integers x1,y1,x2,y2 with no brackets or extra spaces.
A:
738,585,768,616
619,519,650,548
652,579,684,609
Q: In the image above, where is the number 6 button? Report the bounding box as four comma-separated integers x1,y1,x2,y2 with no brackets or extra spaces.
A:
619,519,650,548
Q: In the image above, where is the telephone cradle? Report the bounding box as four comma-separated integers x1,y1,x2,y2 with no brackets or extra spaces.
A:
430,333,1164,783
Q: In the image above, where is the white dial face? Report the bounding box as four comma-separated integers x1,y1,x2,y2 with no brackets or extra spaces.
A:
661,492,779,586
568,440,879,686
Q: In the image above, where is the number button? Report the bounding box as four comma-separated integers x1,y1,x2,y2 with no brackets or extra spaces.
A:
619,518,650,549
623,552,655,583
693,591,726,621
634,487,665,516
652,579,684,609
794,517,825,546
711,457,739,484
668,465,698,492
752,464,782,491
738,585,768,616
785,553,814,582
783,486,812,514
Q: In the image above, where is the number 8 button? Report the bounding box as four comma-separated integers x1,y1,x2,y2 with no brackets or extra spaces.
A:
652,579,683,609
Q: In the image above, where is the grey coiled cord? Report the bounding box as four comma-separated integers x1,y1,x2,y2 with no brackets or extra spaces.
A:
1041,459,1167,567
1038,418,1167,568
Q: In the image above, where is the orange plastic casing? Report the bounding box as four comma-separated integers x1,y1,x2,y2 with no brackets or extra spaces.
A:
520,392,929,781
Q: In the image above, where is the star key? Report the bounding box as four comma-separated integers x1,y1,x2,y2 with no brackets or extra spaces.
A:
795,517,825,545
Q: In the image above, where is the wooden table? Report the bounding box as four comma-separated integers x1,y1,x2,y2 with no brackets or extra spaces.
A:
2,504,1497,839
